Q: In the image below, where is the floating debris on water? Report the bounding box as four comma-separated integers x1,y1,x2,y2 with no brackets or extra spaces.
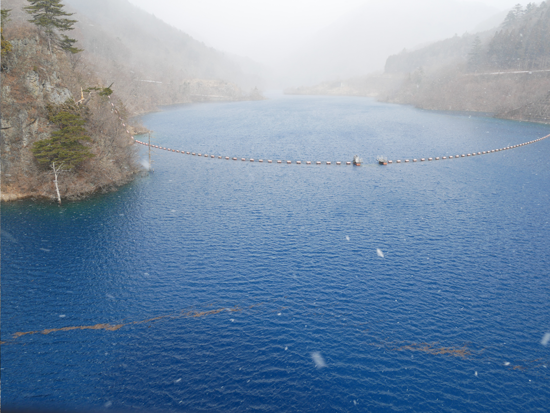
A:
371,341,473,359
10,304,246,340
13,323,125,338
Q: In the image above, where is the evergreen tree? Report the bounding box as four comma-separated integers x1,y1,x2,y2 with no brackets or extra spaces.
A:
1,8,12,59
32,108,94,171
24,0,80,53
32,106,95,204
467,35,482,72
58,34,82,54
502,4,523,29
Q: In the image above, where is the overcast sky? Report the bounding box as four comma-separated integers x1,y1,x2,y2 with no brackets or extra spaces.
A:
127,0,521,64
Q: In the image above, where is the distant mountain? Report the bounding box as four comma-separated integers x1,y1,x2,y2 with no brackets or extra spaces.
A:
275,0,500,87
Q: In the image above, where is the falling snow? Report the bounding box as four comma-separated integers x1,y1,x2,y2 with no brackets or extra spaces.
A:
311,352,327,368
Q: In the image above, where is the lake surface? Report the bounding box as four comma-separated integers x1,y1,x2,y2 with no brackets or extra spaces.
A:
2,93,550,412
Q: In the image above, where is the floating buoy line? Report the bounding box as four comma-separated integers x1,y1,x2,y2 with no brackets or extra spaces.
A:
110,97,550,167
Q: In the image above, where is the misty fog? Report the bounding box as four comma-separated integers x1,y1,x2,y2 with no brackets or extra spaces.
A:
126,0,519,87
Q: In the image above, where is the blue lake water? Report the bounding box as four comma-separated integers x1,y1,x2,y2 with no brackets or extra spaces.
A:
2,93,550,412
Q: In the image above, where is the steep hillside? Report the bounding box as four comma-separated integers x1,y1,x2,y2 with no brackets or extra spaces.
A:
4,0,264,115
382,1,550,123
1,16,139,202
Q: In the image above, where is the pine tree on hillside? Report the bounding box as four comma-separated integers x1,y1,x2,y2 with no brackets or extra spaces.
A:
32,106,95,204
467,36,482,72
24,0,81,54
1,8,12,60
502,4,523,29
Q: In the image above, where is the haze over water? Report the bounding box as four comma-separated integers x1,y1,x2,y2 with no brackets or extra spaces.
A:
2,94,550,411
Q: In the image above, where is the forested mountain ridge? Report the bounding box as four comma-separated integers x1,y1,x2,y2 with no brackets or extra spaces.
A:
385,1,550,74
382,1,550,123
483,2,550,71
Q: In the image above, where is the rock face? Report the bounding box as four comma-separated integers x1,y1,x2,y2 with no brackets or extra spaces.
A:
498,92,550,124
1,31,139,202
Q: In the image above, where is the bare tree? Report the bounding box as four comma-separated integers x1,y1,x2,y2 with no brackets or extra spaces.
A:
50,161,67,204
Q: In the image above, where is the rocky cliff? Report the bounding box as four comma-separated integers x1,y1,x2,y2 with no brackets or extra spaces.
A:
1,27,140,202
